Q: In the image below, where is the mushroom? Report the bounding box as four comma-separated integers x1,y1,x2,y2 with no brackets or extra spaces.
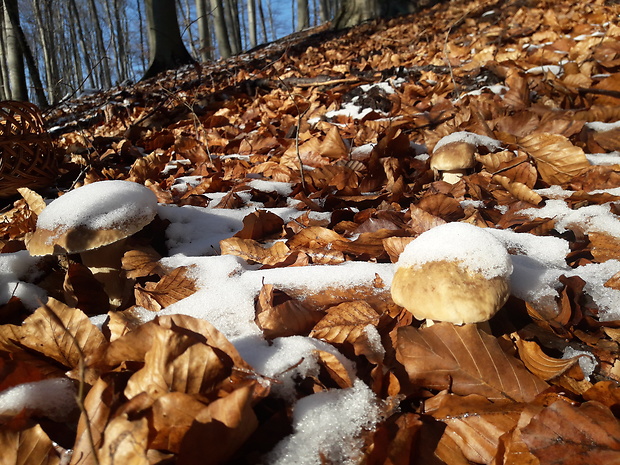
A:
26,180,158,308
390,222,512,329
429,140,476,184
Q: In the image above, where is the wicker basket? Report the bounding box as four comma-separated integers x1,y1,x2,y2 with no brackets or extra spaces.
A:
0,100,58,197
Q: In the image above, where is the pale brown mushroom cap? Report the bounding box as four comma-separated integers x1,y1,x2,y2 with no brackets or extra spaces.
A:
27,180,158,256
430,141,477,172
391,260,510,324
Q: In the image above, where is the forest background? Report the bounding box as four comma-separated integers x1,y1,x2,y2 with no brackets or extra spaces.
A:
0,0,347,107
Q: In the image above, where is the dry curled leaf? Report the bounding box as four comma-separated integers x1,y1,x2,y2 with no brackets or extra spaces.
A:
515,336,581,381
256,284,323,339
492,174,543,206
220,237,290,266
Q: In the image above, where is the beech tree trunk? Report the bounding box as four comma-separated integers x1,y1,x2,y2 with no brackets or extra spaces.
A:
333,0,429,29
210,0,232,59
1,0,27,101
195,0,213,61
142,0,196,80
296,0,309,31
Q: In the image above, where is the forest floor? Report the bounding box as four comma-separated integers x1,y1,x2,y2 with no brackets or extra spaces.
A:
1,0,620,463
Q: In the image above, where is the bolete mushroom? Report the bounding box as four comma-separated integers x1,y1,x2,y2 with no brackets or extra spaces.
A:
26,180,158,308
429,140,476,184
391,222,512,327
430,131,503,184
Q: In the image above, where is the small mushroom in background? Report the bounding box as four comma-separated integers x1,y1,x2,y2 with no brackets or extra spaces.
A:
390,222,512,330
430,140,476,184
429,131,503,184
26,180,158,309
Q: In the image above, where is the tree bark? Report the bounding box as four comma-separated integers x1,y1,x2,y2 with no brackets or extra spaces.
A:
2,0,27,101
195,0,213,61
86,0,112,88
141,0,196,80
210,0,232,59
333,0,425,29
296,0,309,31
247,0,257,48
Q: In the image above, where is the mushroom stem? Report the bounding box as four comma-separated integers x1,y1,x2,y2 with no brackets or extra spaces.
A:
79,239,130,309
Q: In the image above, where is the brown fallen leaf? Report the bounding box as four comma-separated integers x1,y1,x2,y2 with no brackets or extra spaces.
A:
255,284,323,339
492,174,543,206
122,246,165,279
519,133,590,185
310,300,381,346
70,376,121,465
63,263,110,315
315,350,354,389
234,209,284,240
0,423,61,465
396,323,548,402
124,323,232,400
98,414,149,465
134,265,197,311
515,336,582,381
220,237,290,266
521,400,620,464
588,232,620,263
0,298,106,376
425,392,523,464
178,385,259,465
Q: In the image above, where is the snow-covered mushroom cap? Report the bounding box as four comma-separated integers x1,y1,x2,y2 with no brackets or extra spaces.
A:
27,180,158,256
391,222,512,325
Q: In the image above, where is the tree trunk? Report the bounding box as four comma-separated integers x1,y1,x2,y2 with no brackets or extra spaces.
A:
86,0,112,88
224,0,241,54
296,0,309,31
195,0,213,61
247,0,257,48
2,0,27,101
141,0,196,80
210,0,232,59
333,0,422,29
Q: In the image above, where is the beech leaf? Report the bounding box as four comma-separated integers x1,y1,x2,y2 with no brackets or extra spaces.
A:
519,133,590,185
255,284,323,339
515,337,582,381
396,323,548,402
521,400,620,464
310,300,380,345
98,414,149,465
426,392,523,464
220,237,290,265
0,423,60,465
0,298,106,372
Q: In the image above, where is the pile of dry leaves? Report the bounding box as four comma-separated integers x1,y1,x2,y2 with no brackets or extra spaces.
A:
1,0,620,463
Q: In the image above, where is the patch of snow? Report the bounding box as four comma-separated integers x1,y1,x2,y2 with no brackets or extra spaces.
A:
562,347,598,378
587,152,620,165
433,131,502,152
0,378,76,421
525,65,563,76
247,179,294,196
239,335,356,401
584,121,620,132
264,380,382,465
